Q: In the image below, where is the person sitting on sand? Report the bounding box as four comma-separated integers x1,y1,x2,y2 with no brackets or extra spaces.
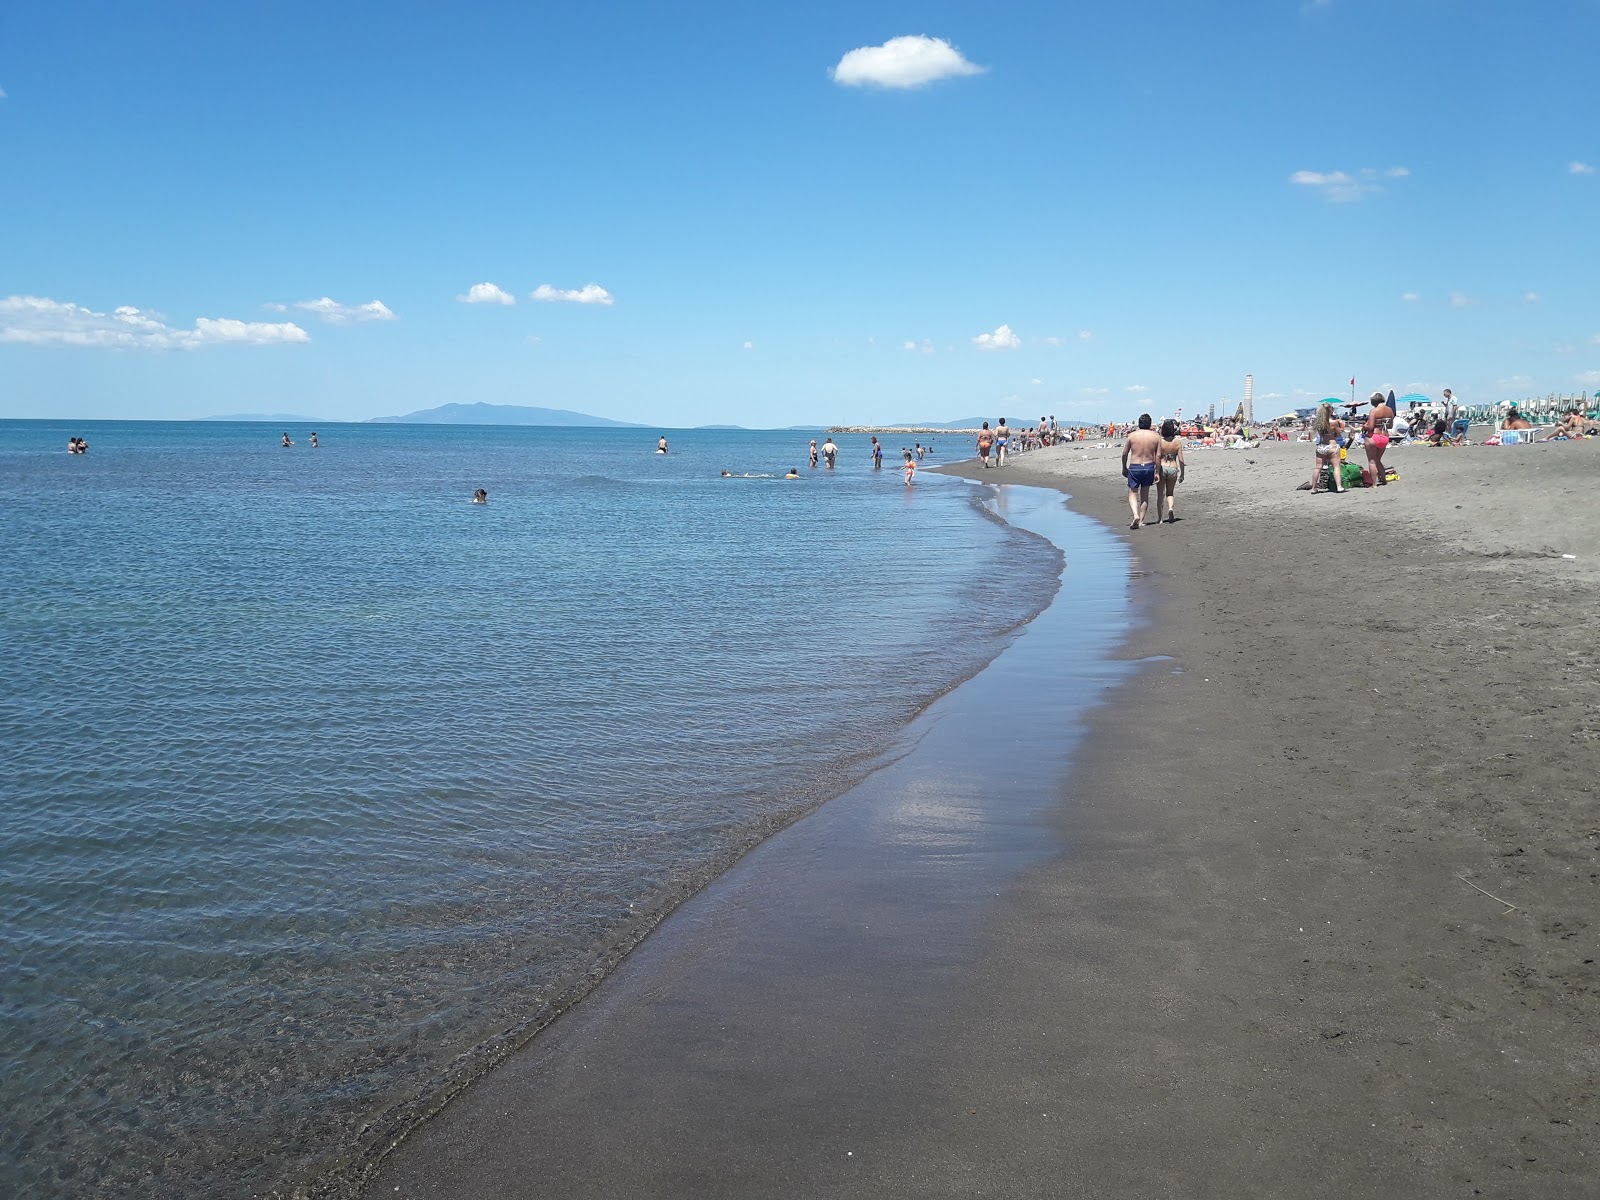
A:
1363,391,1393,485
1121,413,1161,528
1156,419,1186,522
1311,404,1346,492
1503,407,1533,431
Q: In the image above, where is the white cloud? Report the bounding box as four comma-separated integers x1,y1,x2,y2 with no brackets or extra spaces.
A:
0,86,8,99
1449,291,1474,308
1570,161,1596,175
1125,384,1148,393
1290,166,1410,202
1589,333,1600,345
1042,336,1062,346
1080,386,1109,396
972,323,1021,351
1498,374,1534,390
458,282,515,306
1577,370,1600,386
531,283,614,305
1030,378,1042,385
903,338,934,354
1078,330,1095,341
1524,292,1540,303
293,297,396,323
1401,292,1421,302
831,35,984,90
0,295,309,349
742,340,754,350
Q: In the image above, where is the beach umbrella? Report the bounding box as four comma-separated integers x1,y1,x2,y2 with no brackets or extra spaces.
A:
1397,392,1429,405
1319,397,1343,406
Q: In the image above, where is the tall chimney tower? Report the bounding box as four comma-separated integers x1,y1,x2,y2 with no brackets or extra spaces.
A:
1243,374,1254,425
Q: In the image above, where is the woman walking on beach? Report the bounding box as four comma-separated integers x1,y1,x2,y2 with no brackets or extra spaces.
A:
1156,419,1186,522
1311,404,1345,493
977,422,994,467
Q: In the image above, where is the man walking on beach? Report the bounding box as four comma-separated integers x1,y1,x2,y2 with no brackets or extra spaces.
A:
1121,413,1161,529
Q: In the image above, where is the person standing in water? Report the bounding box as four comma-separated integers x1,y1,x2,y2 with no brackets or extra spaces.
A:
281,432,294,447
657,435,669,454
902,451,916,486
821,436,838,467
309,432,319,449
809,439,819,468
870,436,883,469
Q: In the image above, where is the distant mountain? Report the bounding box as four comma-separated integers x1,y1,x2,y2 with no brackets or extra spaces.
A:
367,402,644,427
899,416,990,429
202,413,324,423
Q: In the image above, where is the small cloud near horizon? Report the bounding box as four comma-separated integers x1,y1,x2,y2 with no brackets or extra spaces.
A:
973,323,1021,351
1570,161,1596,175
1401,292,1421,302
831,35,984,89
1125,384,1148,393
293,297,395,324
532,283,614,306
1290,166,1410,202
0,294,309,349
458,283,515,306
903,338,934,354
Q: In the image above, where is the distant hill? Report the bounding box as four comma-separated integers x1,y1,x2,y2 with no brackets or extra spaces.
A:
367,402,644,427
202,413,324,423
891,416,990,429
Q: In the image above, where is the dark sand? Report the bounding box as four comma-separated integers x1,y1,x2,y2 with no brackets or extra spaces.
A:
365,439,1598,1198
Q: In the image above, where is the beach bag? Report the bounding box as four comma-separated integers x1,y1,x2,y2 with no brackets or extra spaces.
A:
1323,462,1366,489
1384,466,1399,483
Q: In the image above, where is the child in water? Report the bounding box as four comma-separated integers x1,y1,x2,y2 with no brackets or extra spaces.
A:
902,452,916,486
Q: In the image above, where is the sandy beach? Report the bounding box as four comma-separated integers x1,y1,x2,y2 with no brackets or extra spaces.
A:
362,437,1598,1199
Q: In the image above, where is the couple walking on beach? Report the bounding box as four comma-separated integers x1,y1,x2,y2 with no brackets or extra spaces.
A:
1121,413,1185,528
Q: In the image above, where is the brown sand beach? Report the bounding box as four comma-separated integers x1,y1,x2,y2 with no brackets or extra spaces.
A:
364,438,1597,1199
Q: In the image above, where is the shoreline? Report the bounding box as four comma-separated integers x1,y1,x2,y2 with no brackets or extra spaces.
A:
359,486,1140,1198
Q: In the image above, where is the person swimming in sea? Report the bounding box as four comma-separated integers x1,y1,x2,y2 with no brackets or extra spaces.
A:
309,432,319,449
282,432,294,447
472,488,488,504
657,436,669,454
785,467,800,479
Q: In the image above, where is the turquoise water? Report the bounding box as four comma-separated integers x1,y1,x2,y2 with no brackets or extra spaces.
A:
0,421,1061,1198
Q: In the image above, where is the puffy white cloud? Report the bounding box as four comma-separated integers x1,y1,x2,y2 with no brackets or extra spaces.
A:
903,338,934,354
293,297,395,323
1290,166,1409,202
0,295,309,349
1449,291,1474,308
458,282,515,306
1570,161,1596,175
972,323,1021,351
831,35,984,90
1077,329,1095,341
1401,292,1421,302
742,340,754,350
531,283,614,305
1125,384,1149,393
1030,378,1042,385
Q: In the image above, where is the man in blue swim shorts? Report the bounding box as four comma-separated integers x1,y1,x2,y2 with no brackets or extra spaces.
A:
1120,412,1162,529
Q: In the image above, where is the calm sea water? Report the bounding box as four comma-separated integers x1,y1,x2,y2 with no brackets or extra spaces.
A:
0,421,1063,1198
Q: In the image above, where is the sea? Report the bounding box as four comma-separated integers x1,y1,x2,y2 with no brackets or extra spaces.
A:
0,420,1107,1197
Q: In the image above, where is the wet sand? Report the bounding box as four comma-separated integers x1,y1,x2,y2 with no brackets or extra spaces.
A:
364,439,1598,1198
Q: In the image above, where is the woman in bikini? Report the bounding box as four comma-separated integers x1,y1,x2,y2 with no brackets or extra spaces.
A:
1363,392,1393,484
1156,419,1186,522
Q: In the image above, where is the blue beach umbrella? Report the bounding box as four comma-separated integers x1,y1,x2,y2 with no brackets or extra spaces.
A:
1398,393,1429,404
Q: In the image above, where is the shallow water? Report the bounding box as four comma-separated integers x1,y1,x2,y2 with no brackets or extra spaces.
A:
0,422,1062,1198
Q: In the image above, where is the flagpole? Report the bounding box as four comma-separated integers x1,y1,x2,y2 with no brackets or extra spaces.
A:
1350,377,1355,406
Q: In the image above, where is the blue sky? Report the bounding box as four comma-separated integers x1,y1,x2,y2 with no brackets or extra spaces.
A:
2,1,1597,425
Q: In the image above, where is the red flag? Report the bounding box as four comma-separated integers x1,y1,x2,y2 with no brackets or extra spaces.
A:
1349,377,1355,386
